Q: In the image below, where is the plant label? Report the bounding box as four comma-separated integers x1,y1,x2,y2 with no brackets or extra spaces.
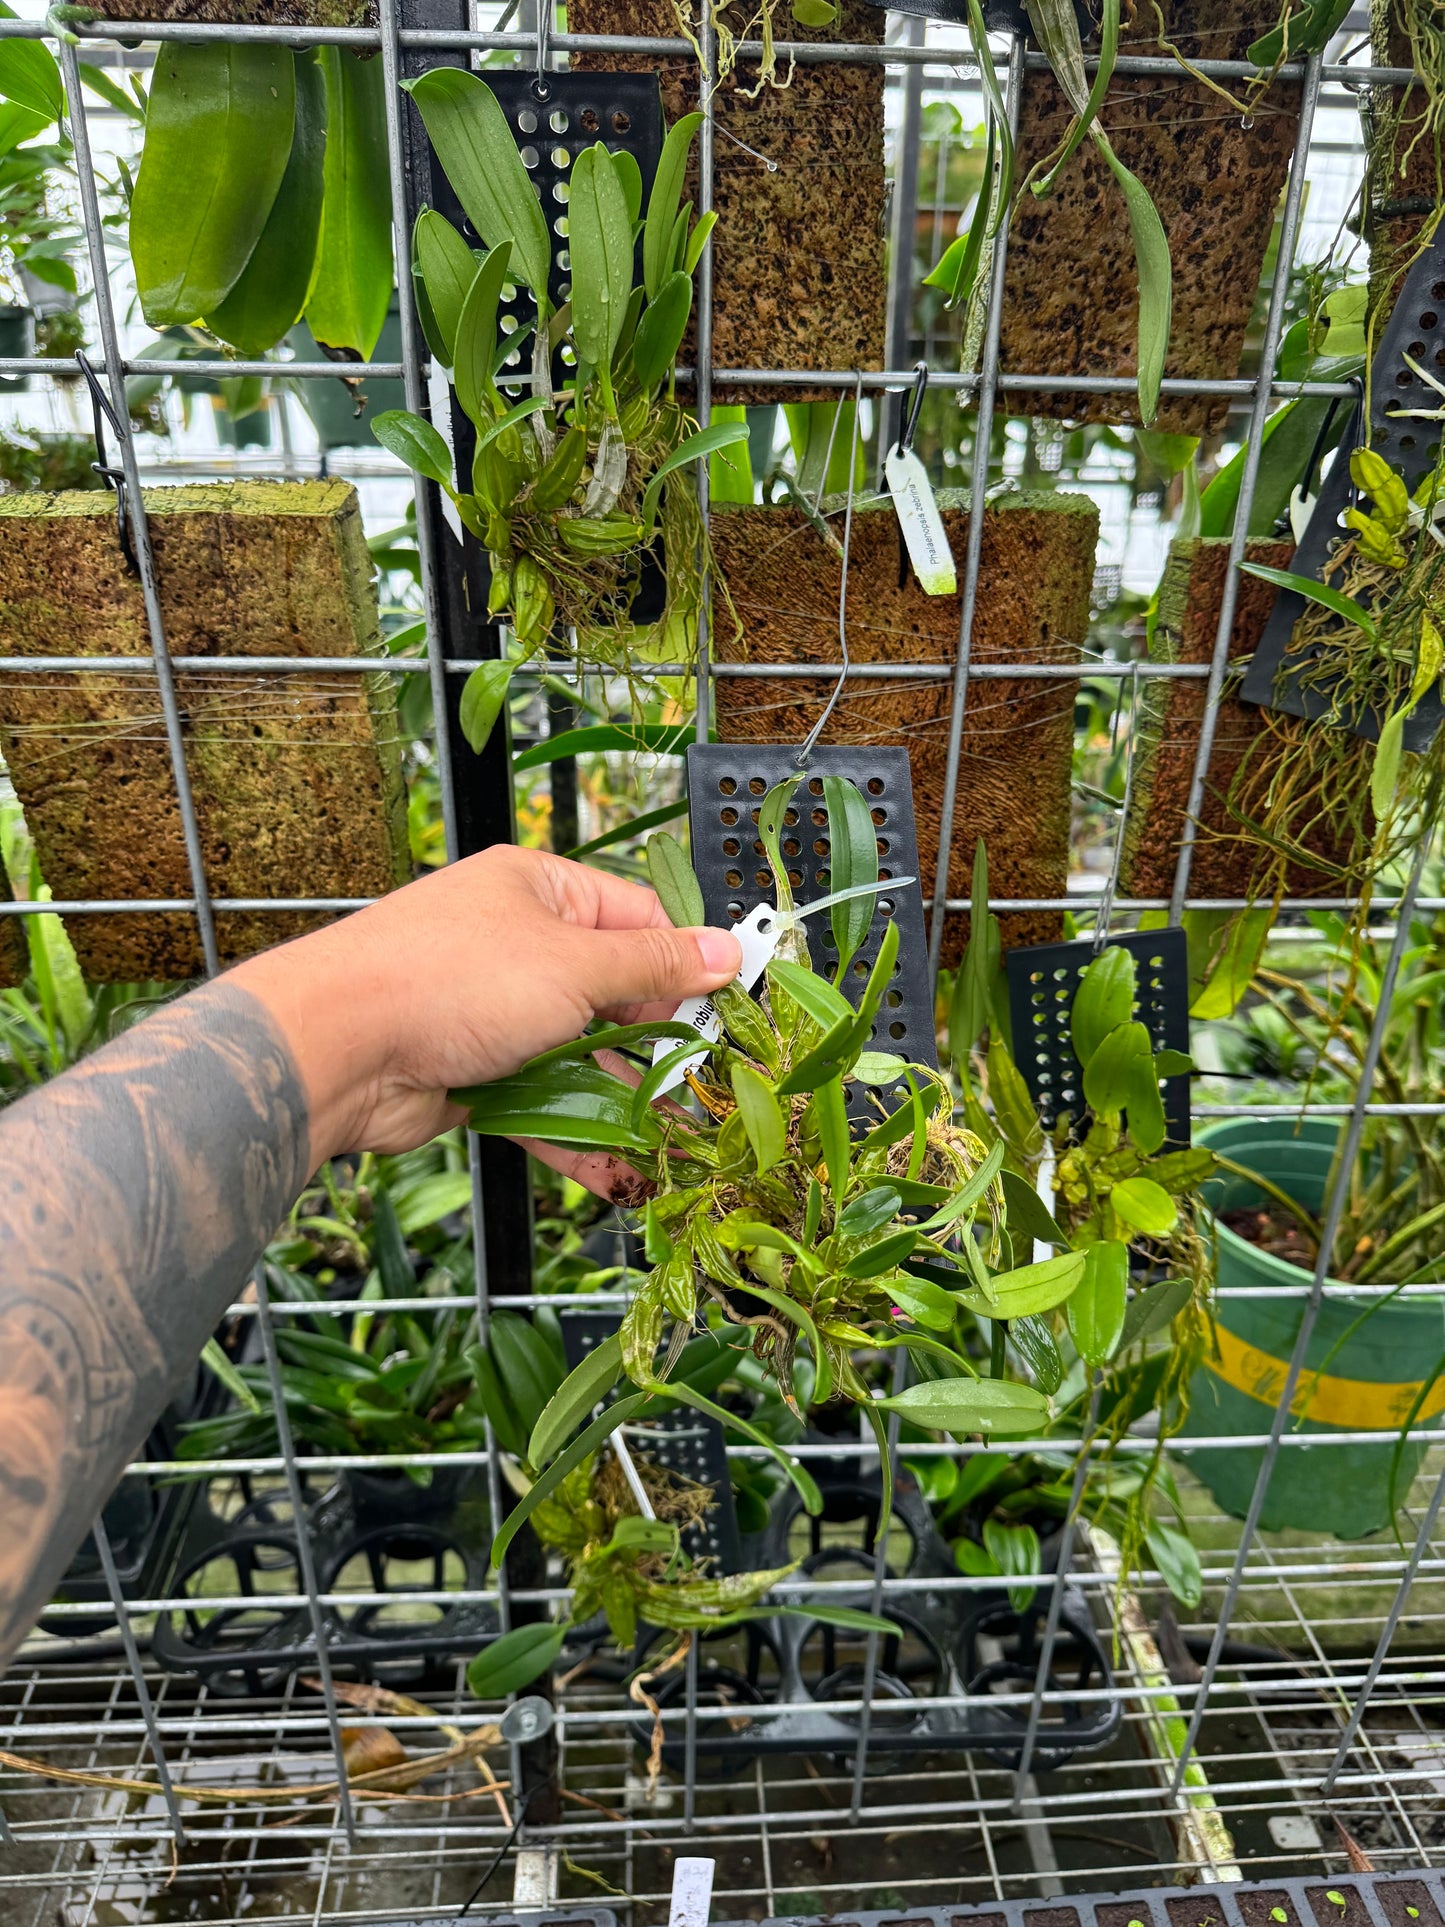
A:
650,902,784,1096
885,445,956,596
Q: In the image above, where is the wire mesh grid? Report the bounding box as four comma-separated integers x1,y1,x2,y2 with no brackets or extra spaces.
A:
0,0,1441,1918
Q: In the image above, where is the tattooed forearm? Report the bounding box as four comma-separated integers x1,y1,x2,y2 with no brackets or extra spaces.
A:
0,981,309,1670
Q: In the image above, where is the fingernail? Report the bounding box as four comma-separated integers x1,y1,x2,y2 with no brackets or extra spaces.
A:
695,926,742,979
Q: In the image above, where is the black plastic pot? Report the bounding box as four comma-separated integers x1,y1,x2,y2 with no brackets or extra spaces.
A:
0,304,33,393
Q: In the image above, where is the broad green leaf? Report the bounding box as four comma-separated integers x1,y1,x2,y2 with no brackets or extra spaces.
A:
886,1274,957,1330
569,142,633,406
1094,140,1171,426
466,1621,566,1698
307,47,392,358
458,238,520,427
1187,905,1273,1020
840,1227,919,1279
983,1518,1041,1613
955,1246,1087,1319
459,660,515,755
986,1038,1043,1158
814,1073,850,1203
1110,1174,1178,1236
632,269,692,392
646,830,706,928
917,1138,1005,1235
528,1332,623,1467
614,147,643,225
372,409,455,491
1068,1240,1128,1366
1145,1517,1202,1610
492,1392,648,1567
131,44,295,326
0,3,62,121
859,1078,934,1155
777,918,901,1096
838,1185,903,1239
1082,1018,1152,1116
640,422,749,534
414,208,479,365
404,67,550,299
1119,1275,1192,1350
853,1051,909,1085
822,775,879,978
201,1337,261,1414
1372,706,1406,823
524,1018,702,1073
770,1602,901,1637
1071,946,1136,1067
949,840,1002,1065
206,51,327,357
731,1062,787,1174
999,1168,1068,1247
876,1377,1051,1434
456,1060,664,1152
513,720,694,772
683,208,717,274
643,110,703,301
709,403,754,504
1238,562,1377,642
768,958,854,1032
1009,1314,1063,1394
473,394,551,456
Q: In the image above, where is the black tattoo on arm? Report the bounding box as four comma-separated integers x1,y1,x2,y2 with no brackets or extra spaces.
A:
0,981,309,1669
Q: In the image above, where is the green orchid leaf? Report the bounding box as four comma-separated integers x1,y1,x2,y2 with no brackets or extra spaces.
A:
1071,946,1136,1068
372,409,455,492
453,239,513,427
643,109,704,301
822,774,879,979
875,1377,1050,1434
491,1392,649,1568
403,67,550,299
466,1621,566,1699
1110,1174,1178,1236
1067,1239,1128,1366
731,1062,787,1174
414,208,479,366
528,1332,624,1468
307,47,392,358
646,830,706,928
458,659,515,755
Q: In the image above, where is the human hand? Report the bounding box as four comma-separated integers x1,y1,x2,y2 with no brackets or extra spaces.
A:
230,844,741,1165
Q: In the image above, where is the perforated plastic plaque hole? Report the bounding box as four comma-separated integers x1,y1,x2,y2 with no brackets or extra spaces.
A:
1004,929,1191,1148
687,745,937,1128
480,74,663,378
1243,225,1445,749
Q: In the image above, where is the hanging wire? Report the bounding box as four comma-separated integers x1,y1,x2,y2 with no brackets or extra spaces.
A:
796,369,865,769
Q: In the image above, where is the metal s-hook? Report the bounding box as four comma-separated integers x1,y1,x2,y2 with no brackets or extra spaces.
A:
900,359,929,456
532,0,553,101
75,349,138,577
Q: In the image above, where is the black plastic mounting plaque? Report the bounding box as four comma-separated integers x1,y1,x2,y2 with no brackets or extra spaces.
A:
1242,225,1445,749
559,1311,744,1574
1005,929,1192,1148
482,72,664,385
686,745,937,1126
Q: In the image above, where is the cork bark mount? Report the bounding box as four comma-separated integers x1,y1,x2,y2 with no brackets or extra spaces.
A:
1121,535,1358,901
710,489,1099,966
568,0,886,394
999,0,1301,435
0,481,410,982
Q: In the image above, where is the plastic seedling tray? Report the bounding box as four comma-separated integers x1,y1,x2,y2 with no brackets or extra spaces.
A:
629,1441,1119,1775
1242,224,1445,748
150,1468,498,1697
1006,928,1193,1147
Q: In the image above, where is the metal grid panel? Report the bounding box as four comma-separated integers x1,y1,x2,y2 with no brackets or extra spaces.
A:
0,0,1440,1920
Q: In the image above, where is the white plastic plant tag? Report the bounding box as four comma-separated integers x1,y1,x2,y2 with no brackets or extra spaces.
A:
650,903,784,1097
885,444,957,595
427,358,464,546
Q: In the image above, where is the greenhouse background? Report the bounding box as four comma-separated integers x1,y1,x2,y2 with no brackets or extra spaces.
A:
3,0,1445,1922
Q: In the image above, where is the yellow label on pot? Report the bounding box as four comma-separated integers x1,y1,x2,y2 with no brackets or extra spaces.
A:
1206,1325,1445,1430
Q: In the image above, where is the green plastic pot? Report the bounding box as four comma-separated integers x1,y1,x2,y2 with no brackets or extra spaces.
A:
1177,1116,1445,1538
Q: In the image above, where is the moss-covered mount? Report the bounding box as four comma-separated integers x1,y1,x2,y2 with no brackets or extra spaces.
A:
85,0,374,21
1120,536,1354,901
710,489,1098,965
0,480,410,982
999,0,1299,435
569,0,885,394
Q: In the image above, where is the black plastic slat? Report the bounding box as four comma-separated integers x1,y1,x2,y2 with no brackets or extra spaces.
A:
1243,225,1445,748
1005,929,1192,1148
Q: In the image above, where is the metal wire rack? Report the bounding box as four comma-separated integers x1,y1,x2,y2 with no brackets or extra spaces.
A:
1,0,1442,1919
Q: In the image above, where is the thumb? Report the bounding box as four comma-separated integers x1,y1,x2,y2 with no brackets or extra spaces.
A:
566,921,742,1018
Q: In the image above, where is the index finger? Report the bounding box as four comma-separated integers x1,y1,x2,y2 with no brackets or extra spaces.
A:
538,850,683,934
